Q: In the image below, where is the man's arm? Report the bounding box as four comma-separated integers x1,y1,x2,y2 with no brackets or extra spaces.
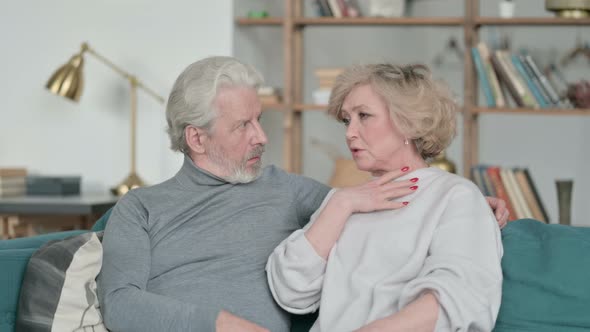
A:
486,196,510,228
98,193,215,331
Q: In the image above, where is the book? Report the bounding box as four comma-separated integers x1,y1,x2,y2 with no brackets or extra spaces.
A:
522,54,561,107
0,168,27,177
0,176,26,187
470,166,487,195
318,0,333,16
477,165,496,197
497,51,539,108
472,47,495,107
522,168,549,222
518,54,552,107
327,0,343,17
486,167,515,220
514,169,546,223
505,167,534,219
477,42,506,108
259,94,281,105
0,185,26,197
500,168,524,219
490,51,524,107
511,55,549,108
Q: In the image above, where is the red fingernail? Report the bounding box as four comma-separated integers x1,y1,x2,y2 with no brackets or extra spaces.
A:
410,177,419,183
402,201,409,206
401,166,409,172
410,186,418,190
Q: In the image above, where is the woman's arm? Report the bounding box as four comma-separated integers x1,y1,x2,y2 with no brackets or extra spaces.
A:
354,292,439,332
396,183,503,331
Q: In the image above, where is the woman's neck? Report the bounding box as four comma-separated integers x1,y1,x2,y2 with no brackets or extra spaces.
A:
370,152,429,177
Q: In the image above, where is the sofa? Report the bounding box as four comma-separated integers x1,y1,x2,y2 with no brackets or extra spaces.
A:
1,214,590,332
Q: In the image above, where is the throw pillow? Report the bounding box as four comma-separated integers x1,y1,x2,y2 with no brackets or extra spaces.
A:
16,232,108,332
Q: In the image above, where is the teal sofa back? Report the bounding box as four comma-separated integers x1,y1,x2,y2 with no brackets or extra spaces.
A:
494,219,590,332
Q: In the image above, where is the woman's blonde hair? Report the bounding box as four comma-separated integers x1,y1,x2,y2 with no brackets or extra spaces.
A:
327,63,457,159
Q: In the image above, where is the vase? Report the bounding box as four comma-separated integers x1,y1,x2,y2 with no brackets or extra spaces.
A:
555,179,573,225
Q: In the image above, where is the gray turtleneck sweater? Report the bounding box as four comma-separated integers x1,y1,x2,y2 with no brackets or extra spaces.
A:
98,156,330,332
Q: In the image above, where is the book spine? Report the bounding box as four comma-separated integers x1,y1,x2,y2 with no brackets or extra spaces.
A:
500,168,524,219
318,0,333,16
472,47,496,107
487,167,515,219
523,54,561,106
470,165,488,196
477,42,505,107
490,52,523,107
514,169,546,223
511,55,549,108
519,54,552,107
523,168,549,222
506,167,534,219
498,51,538,108
327,0,343,17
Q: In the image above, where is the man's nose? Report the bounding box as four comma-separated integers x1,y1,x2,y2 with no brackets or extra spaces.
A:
253,120,268,145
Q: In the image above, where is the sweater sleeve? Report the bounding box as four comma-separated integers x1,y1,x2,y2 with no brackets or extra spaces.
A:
265,189,336,314
98,192,216,332
398,184,504,331
288,173,331,227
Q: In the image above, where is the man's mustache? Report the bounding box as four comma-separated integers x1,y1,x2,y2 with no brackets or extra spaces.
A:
246,146,265,160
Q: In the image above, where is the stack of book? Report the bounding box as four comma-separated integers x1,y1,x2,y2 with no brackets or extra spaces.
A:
313,0,361,18
313,68,344,105
471,165,548,223
0,168,27,197
472,42,571,109
257,86,282,105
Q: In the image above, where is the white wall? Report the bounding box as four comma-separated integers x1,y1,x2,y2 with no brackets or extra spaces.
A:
0,0,232,193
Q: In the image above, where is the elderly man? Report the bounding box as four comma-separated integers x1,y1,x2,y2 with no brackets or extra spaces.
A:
98,56,509,332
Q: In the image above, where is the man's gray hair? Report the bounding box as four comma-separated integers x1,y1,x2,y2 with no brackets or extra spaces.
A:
165,56,264,153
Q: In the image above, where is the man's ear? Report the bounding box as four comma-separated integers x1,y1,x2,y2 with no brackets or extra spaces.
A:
185,126,208,154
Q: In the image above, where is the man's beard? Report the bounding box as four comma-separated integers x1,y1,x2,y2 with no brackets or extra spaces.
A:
207,144,265,184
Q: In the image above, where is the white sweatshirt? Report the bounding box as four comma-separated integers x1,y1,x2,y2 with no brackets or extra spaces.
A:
266,167,503,332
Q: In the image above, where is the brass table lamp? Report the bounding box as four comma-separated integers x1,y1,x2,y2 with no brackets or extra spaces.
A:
46,42,165,196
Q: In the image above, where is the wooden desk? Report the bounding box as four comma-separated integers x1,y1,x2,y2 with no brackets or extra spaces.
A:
0,195,118,238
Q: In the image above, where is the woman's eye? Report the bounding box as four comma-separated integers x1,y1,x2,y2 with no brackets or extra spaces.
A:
341,118,350,126
359,112,370,119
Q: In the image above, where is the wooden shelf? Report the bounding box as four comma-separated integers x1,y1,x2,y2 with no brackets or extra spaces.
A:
295,17,464,26
235,17,283,25
261,103,287,111
475,17,590,26
294,104,328,111
472,107,590,116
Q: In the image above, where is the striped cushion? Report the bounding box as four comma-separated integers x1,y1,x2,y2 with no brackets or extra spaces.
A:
16,232,107,332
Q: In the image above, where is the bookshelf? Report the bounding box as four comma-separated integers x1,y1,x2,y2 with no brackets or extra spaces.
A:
236,0,590,177
464,1,590,178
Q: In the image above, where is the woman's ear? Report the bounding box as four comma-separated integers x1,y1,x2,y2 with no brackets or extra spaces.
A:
185,125,208,154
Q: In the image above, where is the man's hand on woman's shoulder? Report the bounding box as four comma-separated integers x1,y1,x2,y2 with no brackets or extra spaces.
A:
216,310,269,332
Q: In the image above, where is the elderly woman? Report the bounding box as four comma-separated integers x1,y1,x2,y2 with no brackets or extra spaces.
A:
266,64,503,332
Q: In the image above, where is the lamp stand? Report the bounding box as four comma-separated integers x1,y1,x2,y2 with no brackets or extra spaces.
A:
111,78,147,196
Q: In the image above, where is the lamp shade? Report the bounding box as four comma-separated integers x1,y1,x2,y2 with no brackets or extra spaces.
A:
46,54,85,102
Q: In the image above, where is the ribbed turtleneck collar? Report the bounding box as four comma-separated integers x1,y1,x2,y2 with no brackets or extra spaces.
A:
174,155,230,187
